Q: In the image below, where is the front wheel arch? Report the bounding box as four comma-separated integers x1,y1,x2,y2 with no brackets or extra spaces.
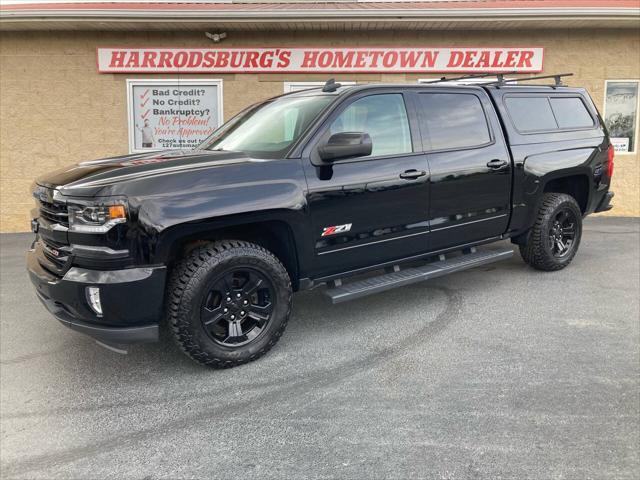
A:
156,217,302,290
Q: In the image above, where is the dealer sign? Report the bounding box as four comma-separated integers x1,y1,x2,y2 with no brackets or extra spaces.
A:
97,47,544,73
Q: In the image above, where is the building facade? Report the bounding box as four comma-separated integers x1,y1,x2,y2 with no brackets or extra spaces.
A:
1,0,639,232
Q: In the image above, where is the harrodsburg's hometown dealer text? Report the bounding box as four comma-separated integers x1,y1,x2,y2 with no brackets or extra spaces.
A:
99,47,544,73
127,80,221,153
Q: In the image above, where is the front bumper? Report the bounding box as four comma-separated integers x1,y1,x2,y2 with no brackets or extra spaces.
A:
27,245,166,344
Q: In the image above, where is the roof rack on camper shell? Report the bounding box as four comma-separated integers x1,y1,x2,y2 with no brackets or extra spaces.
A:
427,72,574,88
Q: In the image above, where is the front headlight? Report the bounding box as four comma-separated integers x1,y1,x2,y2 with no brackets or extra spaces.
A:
68,201,128,233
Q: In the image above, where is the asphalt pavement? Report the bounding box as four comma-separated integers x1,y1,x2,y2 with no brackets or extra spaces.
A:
1,217,638,479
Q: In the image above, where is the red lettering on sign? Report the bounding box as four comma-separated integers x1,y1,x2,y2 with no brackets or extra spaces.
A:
354,51,367,68
277,50,291,68
333,51,355,69
259,51,273,68
491,51,503,68
382,51,398,68
369,51,384,68
399,51,421,69
504,51,519,68
301,51,318,68
246,51,260,68
421,51,439,68
97,47,543,73
109,50,126,68
518,50,534,68
229,51,243,68
477,51,491,68
318,51,332,69
462,50,478,68
125,51,140,68
158,51,172,68
141,51,157,68
203,51,216,68
187,52,202,68
447,51,464,67
217,51,229,67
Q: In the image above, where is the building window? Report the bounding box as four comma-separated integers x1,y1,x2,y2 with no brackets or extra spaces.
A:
283,81,355,93
604,80,639,154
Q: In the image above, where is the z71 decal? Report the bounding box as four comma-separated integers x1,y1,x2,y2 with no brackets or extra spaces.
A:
321,223,353,237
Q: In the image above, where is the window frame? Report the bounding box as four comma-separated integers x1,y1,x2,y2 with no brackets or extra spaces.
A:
414,89,495,154
603,79,640,155
308,90,421,165
503,93,597,135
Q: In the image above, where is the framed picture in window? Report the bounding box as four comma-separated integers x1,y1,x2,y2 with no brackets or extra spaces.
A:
604,80,639,154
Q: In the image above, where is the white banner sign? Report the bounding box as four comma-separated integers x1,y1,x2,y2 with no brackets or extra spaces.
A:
611,137,630,153
99,47,544,73
127,79,222,153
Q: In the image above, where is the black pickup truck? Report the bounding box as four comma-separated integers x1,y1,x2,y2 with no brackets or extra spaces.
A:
27,75,614,367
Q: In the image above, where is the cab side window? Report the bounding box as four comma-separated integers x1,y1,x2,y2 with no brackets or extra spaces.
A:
329,94,412,158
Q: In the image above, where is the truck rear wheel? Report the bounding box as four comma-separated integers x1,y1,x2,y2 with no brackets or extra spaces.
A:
167,240,292,368
519,192,583,271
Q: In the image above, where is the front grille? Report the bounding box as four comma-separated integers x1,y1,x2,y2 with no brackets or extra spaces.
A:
38,199,69,228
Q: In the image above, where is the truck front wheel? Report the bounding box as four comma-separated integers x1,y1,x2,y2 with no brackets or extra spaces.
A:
519,192,583,271
167,240,292,368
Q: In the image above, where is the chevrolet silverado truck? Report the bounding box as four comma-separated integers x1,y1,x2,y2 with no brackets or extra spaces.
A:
27,75,615,367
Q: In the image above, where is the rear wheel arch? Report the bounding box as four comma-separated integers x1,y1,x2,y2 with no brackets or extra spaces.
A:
542,174,590,214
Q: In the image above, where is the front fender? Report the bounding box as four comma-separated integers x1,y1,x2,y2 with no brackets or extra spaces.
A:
137,180,306,232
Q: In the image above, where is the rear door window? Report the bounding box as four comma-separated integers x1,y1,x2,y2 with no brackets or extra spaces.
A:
418,93,491,150
549,97,594,129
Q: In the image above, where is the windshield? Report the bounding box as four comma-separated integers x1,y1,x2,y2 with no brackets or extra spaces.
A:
200,95,334,159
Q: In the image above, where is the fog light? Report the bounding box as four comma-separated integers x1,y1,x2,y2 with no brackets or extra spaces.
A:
86,286,103,316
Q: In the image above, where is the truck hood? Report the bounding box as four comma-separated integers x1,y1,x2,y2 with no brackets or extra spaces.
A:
36,149,252,196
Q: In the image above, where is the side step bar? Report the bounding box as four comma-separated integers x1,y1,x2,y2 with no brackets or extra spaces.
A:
324,247,513,304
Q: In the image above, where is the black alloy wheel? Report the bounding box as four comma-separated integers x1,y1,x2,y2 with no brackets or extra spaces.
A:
519,192,583,271
548,208,578,258
168,240,292,368
201,268,275,347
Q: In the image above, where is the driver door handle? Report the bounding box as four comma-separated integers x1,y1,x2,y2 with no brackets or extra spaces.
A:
399,169,427,180
486,159,508,170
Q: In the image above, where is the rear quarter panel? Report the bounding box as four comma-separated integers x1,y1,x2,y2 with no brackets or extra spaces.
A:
487,86,608,234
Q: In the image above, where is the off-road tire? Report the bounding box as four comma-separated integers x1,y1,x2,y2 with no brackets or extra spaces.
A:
519,192,583,271
167,240,292,368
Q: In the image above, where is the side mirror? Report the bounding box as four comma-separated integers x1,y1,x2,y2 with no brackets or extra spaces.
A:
318,132,372,162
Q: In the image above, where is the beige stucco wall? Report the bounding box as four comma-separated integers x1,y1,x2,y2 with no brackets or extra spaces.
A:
1,29,638,232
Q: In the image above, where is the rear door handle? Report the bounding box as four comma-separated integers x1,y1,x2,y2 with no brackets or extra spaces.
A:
399,169,427,180
486,159,508,170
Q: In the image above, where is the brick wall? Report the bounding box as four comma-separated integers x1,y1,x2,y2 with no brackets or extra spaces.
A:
0,29,638,232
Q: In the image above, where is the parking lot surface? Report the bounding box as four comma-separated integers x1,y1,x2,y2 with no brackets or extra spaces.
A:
1,217,639,479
